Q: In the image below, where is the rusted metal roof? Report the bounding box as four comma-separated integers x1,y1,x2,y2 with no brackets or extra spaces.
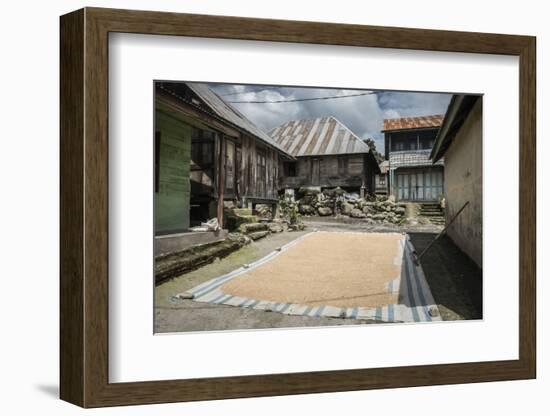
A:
184,83,290,155
382,115,444,132
269,116,371,157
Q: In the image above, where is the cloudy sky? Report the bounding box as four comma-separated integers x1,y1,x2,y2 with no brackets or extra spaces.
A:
209,83,452,153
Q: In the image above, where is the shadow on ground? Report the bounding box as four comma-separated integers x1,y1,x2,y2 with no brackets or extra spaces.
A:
408,232,482,321
35,384,58,399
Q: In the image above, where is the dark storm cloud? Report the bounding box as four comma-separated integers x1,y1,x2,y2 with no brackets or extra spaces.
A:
209,83,452,153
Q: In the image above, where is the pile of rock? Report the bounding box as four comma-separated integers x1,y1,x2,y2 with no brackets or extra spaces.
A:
296,187,406,224
359,197,406,224
297,186,343,217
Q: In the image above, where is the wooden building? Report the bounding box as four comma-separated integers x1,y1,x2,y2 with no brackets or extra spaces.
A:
270,117,380,196
374,160,389,195
431,95,482,267
155,82,293,254
382,115,444,201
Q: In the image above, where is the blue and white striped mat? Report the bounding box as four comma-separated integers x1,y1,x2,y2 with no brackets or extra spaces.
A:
183,232,441,323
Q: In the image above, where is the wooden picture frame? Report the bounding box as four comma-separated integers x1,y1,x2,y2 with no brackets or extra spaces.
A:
60,7,536,408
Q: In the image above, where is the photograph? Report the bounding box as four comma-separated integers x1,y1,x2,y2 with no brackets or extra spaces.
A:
153,81,483,333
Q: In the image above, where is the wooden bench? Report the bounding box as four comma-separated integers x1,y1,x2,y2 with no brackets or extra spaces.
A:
242,196,279,220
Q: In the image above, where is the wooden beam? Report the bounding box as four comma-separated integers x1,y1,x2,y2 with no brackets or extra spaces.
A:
156,92,240,138
217,135,226,226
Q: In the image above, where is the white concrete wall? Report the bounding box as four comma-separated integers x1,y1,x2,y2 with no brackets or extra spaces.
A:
444,99,483,267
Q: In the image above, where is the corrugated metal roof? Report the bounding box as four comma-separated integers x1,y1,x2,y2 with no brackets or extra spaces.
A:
269,116,371,157
382,115,444,132
185,83,289,155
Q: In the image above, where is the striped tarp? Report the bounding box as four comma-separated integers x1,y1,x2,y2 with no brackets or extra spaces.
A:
183,232,441,324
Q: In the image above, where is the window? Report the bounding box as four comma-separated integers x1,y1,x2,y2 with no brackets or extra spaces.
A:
393,141,405,151
191,128,214,168
284,162,297,177
338,157,348,176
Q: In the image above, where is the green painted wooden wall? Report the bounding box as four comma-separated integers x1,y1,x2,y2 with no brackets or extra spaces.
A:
155,110,191,234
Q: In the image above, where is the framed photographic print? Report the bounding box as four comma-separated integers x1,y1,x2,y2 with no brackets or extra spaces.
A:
60,7,536,408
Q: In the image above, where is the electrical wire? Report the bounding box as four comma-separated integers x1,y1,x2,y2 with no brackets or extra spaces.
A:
227,91,374,104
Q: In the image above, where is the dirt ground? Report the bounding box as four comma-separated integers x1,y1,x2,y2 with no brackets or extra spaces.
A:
155,230,366,333
155,217,482,333
408,232,482,320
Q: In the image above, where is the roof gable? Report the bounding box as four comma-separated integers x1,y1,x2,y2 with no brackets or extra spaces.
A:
160,82,290,155
269,116,371,157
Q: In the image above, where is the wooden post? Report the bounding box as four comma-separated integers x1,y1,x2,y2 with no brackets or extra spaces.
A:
216,134,225,227
362,154,368,197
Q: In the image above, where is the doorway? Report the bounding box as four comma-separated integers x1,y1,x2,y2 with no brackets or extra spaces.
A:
395,168,443,201
311,158,321,186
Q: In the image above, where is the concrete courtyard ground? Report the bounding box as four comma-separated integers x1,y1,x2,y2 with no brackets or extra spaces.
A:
155,217,482,333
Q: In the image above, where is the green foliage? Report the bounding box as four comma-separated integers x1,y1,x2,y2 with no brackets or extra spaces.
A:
278,195,301,225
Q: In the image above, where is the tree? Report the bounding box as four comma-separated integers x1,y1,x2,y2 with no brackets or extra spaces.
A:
363,138,384,163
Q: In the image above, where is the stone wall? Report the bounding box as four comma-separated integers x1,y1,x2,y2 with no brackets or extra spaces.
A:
296,187,406,224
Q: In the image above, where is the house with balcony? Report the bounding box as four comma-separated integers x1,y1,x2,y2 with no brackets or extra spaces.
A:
382,115,444,202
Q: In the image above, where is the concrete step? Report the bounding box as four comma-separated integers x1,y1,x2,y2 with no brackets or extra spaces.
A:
224,212,258,232
238,222,269,234
420,212,444,217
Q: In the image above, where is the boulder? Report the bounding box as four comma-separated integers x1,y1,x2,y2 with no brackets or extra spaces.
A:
298,186,321,196
299,204,315,215
355,198,366,209
350,208,366,218
249,230,269,241
324,187,345,197
317,206,333,216
394,206,406,215
341,202,354,215
288,223,306,231
267,223,284,233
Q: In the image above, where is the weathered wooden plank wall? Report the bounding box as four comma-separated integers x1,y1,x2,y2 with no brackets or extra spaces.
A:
155,110,192,233
281,155,367,190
